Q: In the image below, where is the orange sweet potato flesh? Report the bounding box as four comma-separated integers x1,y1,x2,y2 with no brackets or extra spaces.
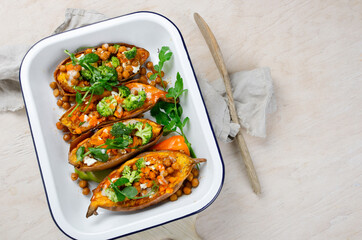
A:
59,82,174,135
54,43,149,96
69,118,163,171
86,151,206,218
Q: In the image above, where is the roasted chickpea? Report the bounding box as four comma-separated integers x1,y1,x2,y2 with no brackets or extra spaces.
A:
122,71,130,79
82,187,90,195
183,187,191,195
166,167,174,175
176,189,182,197
147,72,153,79
172,162,180,170
149,171,156,179
102,43,109,51
57,99,63,107
70,79,78,86
164,158,172,167
151,67,158,74
59,65,66,72
62,102,71,110
192,168,199,177
69,96,75,102
133,90,138,96
162,171,168,177
49,82,57,89
161,81,168,88
187,173,194,182
150,81,156,87
100,51,110,61
74,65,82,71
71,173,78,181
85,48,93,54
53,89,60,97
63,134,71,141
139,76,148,84
119,46,127,52
191,178,199,188
160,71,165,77
155,77,162,84
66,64,74,71
132,164,138,171
126,65,133,72
117,72,123,80
108,45,116,54
140,67,146,75
146,61,153,70
169,194,178,201
56,122,64,130
61,96,69,102
185,181,192,189
79,180,88,188
116,66,123,73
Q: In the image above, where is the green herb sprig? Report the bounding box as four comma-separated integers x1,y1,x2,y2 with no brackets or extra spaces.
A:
150,46,173,90
150,72,195,158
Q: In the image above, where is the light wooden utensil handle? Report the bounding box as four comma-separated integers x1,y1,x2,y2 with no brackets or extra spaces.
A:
194,12,261,194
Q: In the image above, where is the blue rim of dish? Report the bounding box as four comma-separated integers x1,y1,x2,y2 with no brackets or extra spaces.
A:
19,11,225,240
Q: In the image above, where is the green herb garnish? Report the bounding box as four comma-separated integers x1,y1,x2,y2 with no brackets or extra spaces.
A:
150,72,195,157
150,46,173,90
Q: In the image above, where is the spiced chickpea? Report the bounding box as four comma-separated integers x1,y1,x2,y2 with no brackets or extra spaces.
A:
116,66,123,73
185,181,192,189
62,102,71,110
61,96,69,102
122,71,130,79
63,134,71,141
59,65,66,72
79,180,88,188
161,81,168,87
149,171,156,179
70,79,78,86
164,158,172,167
108,45,116,54
100,51,110,61
139,76,148,84
166,167,174,175
102,43,109,51
126,65,133,72
85,48,93,54
150,81,156,87
147,72,153,79
69,96,75,102
132,61,139,67
169,194,178,201
74,65,82,71
119,46,127,52
49,82,57,89
117,72,123,80
172,162,180,170
66,64,74,71
176,189,182,197
71,173,78,181
183,187,191,195
191,178,199,188
146,61,153,70
57,99,63,107
53,89,60,97
160,71,165,77
56,122,64,130
187,173,194,182
192,168,199,177
140,67,146,75
82,187,90,195
132,165,138,171
155,77,162,84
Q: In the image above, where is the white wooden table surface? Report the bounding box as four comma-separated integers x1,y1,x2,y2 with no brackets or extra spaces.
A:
1,1,362,239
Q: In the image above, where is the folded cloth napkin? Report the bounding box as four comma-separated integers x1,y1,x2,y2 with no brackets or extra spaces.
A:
0,8,276,141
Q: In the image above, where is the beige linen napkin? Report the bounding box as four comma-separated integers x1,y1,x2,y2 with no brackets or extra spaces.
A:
0,8,276,141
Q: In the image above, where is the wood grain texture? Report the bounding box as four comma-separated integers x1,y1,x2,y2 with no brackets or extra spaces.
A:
1,0,362,240
194,12,261,195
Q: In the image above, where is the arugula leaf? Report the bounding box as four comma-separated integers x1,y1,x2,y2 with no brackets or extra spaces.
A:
124,47,137,59
76,146,85,162
110,122,134,138
88,147,108,162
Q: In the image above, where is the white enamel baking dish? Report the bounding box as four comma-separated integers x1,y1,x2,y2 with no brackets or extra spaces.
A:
20,11,224,239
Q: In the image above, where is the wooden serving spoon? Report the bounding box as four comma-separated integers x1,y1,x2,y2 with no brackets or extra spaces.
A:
194,12,261,195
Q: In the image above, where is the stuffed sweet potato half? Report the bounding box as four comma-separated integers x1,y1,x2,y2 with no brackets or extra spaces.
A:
86,150,206,217
54,43,149,96
60,82,174,135
69,118,163,172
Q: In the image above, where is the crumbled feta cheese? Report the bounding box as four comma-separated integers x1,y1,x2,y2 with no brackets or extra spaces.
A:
145,161,151,166
111,91,118,96
132,65,140,73
83,156,97,166
140,183,147,189
76,54,84,60
150,165,155,170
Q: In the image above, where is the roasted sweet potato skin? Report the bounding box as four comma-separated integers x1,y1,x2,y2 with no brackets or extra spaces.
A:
54,43,149,96
86,151,206,217
69,119,163,172
59,83,174,135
